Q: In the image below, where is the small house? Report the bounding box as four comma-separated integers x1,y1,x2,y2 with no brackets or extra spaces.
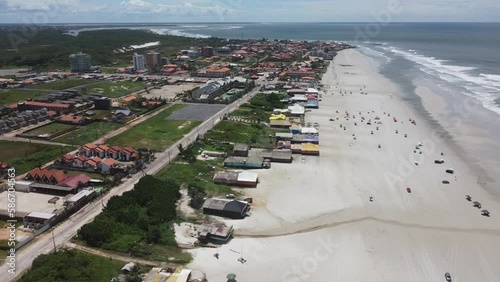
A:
232,143,249,157
202,198,250,219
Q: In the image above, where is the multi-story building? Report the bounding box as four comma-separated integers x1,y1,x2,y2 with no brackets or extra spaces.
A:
69,52,92,73
133,53,145,71
145,51,162,70
201,46,215,57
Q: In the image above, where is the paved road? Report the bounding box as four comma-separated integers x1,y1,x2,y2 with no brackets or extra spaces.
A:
0,87,259,281
0,136,74,147
66,243,163,267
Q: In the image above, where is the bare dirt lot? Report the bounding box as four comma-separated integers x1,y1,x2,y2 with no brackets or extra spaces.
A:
142,83,199,100
166,104,226,121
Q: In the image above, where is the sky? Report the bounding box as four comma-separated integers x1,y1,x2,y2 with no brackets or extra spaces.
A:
0,0,499,23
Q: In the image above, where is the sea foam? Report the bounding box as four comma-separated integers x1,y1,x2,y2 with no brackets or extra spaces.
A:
384,46,500,115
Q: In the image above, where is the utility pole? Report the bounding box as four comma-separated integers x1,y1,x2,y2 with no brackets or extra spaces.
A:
51,230,57,252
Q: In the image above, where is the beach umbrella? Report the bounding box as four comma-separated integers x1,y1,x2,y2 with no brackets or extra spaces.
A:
227,273,237,281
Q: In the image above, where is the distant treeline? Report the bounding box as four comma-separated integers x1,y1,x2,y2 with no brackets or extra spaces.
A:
0,27,230,70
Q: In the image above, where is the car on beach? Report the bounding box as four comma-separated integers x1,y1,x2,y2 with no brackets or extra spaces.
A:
445,272,452,281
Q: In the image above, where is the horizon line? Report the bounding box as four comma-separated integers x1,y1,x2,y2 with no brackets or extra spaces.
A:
1,21,500,25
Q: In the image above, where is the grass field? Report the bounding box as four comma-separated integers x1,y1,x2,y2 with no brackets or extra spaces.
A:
0,141,72,174
54,122,123,145
88,81,146,98
231,105,270,122
106,104,201,151
24,123,74,136
18,250,124,282
205,120,274,148
156,159,234,196
30,79,99,90
0,89,46,105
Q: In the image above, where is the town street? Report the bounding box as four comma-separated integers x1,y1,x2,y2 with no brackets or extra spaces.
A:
0,88,259,281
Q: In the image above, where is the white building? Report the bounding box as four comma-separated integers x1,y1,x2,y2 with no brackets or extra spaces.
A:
133,53,145,71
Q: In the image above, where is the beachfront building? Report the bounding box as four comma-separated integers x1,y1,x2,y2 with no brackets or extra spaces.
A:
291,143,320,155
270,120,292,128
232,143,249,157
292,134,320,144
202,198,250,219
145,51,162,70
271,149,293,163
144,267,206,282
133,53,145,71
212,170,259,187
198,223,234,244
288,104,306,116
69,52,92,73
224,156,264,169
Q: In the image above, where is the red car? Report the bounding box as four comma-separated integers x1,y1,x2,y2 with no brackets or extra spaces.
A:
407,187,412,193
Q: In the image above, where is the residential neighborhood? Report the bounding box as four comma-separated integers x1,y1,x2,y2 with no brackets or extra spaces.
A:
0,23,356,282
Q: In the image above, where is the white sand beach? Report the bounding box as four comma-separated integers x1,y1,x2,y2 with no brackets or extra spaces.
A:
188,49,500,282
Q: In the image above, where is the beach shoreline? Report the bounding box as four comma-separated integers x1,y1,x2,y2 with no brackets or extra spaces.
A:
187,49,500,282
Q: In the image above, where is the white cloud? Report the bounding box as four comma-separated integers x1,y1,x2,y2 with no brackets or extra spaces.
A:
0,0,106,14
119,0,236,16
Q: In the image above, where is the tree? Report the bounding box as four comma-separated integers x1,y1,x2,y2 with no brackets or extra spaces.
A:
146,226,161,244
78,217,114,247
177,143,184,154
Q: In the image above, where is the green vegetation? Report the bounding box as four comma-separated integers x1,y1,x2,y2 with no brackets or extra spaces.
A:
156,158,233,197
0,141,73,174
106,104,201,151
78,175,191,263
205,120,274,148
94,109,112,120
54,122,123,145
248,92,286,110
18,250,124,282
0,89,46,105
24,123,74,136
30,79,99,90
87,81,146,98
0,28,229,69
230,93,287,123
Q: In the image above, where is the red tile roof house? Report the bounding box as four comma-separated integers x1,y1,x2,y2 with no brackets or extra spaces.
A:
79,144,97,157
73,155,89,168
101,158,117,174
119,147,139,161
94,145,109,158
56,173,92,190
59,154,75,165
78,144,140,161
58,115,88,125
108,146,121,159
85,157,102,169
25,168,67,185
